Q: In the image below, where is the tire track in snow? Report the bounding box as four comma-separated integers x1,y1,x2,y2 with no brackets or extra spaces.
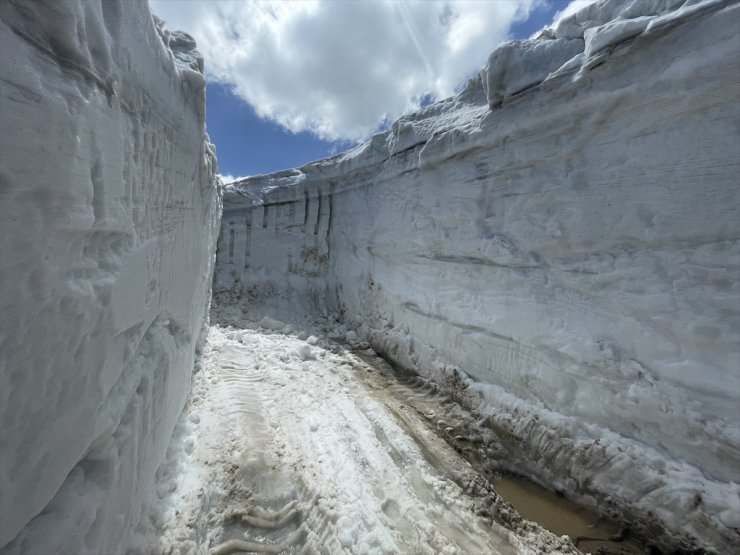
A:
144,321,579,554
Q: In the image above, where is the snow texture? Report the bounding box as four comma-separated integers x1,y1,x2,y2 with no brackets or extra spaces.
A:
133,319,580,554
0,1,221,552
215,0,740,552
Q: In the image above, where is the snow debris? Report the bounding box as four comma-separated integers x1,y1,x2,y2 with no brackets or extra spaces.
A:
296,344,316,362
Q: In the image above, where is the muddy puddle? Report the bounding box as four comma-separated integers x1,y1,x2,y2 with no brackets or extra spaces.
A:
351,349,650,555
493,476,646,554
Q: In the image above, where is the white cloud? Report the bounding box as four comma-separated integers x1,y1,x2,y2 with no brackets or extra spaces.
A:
551,0,599,27
217,173,247,184
150,0,540,142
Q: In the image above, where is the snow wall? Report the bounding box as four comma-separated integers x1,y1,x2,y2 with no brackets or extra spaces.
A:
215,1,740,552
0,1,221,552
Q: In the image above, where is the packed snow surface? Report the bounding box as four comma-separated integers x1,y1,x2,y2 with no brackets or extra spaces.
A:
216,0,740,552
135,310,591,554
0,1,220,552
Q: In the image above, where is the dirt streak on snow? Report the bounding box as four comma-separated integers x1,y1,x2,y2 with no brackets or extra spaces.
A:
135,313,578,554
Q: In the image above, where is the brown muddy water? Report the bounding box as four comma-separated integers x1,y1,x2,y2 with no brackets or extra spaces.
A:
493,475,646,554
352,349,651,555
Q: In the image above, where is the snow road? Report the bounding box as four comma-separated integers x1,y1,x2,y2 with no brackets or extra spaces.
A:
137,312,643,554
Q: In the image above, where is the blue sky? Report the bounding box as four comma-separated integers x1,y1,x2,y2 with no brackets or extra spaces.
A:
150,0,590,179
205,83,352,177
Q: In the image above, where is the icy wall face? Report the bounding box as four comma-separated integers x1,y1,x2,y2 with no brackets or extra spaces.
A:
0,1,221,552
215,1,739,551
216,170,334,320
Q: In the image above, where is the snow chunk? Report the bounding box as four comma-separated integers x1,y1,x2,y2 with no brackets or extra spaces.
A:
584,16,652,58
480,38,584,108
336,516,358,547
554,0,685,39
296,345,316,362
260,316,286,331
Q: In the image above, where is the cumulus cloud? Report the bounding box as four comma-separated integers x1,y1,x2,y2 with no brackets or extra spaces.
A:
551,0,599,26
217,173,248,184
150,0,542,142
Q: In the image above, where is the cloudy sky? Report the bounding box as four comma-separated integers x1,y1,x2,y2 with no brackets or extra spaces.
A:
149,0,589,178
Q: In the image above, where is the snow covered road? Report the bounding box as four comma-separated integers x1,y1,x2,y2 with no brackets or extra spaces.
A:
136,312,593,554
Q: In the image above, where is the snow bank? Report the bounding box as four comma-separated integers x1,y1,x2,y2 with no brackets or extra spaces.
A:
214,0,739,551
480,0,731,109
0,1,221,552
215,168,337,322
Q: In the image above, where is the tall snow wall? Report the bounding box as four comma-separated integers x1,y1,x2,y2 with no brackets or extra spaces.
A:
0,1,221,552
215,1,739,552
